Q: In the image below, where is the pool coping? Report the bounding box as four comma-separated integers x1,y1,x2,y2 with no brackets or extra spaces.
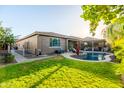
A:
62,52,114,63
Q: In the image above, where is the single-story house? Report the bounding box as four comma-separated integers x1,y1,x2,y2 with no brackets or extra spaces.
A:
16,31,106,55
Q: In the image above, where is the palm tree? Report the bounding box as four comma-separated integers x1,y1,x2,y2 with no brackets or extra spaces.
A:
103,18,124,48
103,17,124,63
0,23,15,50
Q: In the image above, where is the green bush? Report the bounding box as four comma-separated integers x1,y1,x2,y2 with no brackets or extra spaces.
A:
112,46,124,63
116,59,124,75
4,53,15,63
0,56,4,63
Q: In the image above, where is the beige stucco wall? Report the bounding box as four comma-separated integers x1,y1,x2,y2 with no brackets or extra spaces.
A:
37,35,66,54
16,35,38,54
16,35,68,55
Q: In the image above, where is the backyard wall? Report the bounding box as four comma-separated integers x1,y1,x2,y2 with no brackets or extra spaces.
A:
16,35,38,54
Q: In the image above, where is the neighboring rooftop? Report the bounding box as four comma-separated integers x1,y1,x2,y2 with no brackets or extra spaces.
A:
82,37,105,42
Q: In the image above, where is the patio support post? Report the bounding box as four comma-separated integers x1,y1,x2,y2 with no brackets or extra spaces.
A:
66,39,69,52
8,45,11,53
79,41,81,50
22,46,25,56
92,36,94,51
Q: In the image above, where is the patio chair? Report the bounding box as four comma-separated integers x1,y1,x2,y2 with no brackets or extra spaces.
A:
72,48,76,53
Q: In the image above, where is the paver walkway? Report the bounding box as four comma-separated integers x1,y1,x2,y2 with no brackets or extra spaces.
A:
11,50,55,63
11,50,27,63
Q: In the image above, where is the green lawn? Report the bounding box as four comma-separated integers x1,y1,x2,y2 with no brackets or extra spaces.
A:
0,56,122,88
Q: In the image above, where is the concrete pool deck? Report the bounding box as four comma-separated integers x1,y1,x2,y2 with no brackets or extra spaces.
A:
62,52,113,62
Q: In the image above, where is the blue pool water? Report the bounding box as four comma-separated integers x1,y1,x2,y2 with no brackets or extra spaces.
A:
72,52,107,61
82,53,106,61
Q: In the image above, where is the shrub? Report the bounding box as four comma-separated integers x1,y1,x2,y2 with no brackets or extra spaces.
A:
116,59,124,75
112,46,123,63
4,53,15,63
0,56,4,63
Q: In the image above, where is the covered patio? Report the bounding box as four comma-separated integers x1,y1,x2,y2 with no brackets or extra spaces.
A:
66,36,82,52
81,37,107,51
66,37,108,52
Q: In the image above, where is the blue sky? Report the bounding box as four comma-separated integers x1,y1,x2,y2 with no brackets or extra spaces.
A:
0,5,104,39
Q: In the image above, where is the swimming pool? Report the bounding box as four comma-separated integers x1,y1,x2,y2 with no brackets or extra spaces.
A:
71,52,108,61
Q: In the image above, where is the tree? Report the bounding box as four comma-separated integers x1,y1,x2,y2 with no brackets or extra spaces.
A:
104,17,124,59
103,17,124,47
80,5,124,35
0,23,15,50
81,5,124,78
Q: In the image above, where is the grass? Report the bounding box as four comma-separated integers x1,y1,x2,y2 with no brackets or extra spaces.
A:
0,56,123,88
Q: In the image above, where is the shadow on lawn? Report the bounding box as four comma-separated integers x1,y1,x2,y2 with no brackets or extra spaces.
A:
0,56,119,85
60,58,119,81
30,65,63,88
0,58,61,83
34,56,119,82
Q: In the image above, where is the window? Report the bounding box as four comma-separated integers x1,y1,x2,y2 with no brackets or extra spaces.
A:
50,37,60,47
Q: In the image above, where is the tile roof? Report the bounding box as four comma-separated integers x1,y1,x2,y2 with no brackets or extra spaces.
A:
16,31,104,42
